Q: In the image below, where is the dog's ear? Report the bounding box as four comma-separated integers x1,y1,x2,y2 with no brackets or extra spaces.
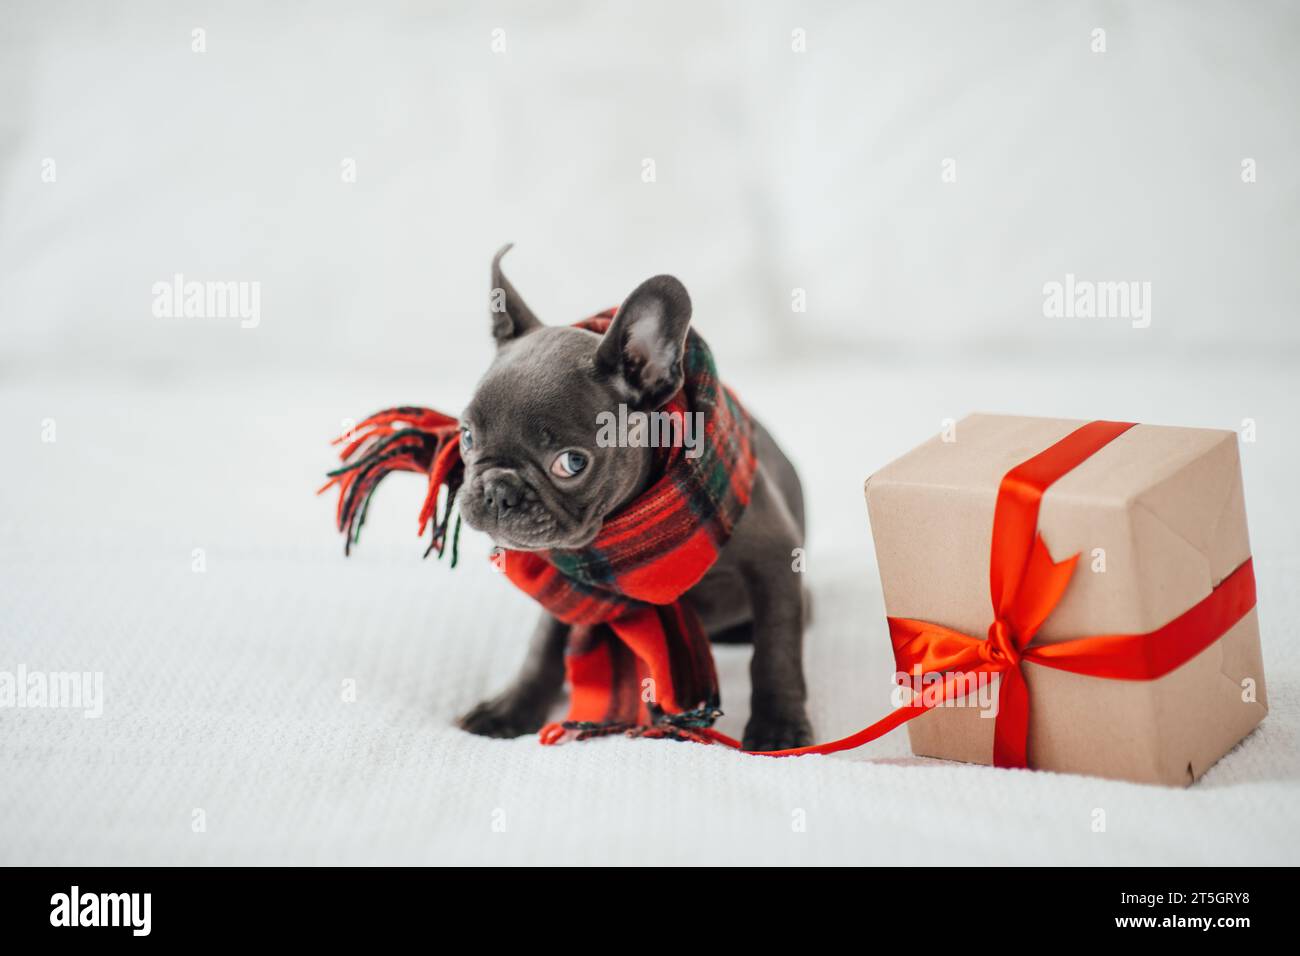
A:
595,275,692,409
490,243,543,346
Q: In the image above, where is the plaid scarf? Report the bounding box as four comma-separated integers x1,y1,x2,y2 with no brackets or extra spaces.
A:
321,311,757,744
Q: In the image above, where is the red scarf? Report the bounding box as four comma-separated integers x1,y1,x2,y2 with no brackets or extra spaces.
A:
321,312,756,743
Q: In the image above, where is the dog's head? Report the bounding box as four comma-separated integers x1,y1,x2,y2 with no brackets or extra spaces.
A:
456,245,693,551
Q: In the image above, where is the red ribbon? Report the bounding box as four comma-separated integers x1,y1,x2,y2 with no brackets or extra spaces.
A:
706,420,1258,763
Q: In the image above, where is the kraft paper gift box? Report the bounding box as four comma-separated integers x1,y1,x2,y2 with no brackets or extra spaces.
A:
864,414,1267,786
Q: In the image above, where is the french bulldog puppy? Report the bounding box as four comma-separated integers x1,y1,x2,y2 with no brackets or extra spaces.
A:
456,246,812,751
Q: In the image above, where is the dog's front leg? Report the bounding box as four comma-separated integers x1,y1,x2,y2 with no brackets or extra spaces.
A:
458,611,568,738
741,552,813,753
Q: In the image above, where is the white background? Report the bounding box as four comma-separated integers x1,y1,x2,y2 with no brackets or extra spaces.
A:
4,0,1299,372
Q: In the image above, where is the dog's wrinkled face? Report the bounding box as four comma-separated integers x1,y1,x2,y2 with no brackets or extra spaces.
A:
457,246,693,552
458,328,640,550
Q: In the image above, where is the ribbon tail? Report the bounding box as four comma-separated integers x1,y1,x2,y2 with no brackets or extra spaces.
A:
1005,534,1079,644
991,666,1030,768
708,670,986,757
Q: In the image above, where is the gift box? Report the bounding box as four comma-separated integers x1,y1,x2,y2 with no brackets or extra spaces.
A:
864,414,1266,786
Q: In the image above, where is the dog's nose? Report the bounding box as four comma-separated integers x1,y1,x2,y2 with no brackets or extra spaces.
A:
482,471,524,518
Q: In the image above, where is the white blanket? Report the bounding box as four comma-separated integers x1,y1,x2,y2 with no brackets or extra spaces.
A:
2,357,1296,865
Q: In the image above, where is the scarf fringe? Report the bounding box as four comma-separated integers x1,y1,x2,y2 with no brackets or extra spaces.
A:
317,406,464,564
539,697,725,746
540,720,722,746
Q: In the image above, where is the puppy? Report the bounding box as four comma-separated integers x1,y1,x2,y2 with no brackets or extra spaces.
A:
457,246,811,751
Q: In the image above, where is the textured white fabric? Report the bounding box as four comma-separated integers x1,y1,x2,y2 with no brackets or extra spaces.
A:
2,356,1297,865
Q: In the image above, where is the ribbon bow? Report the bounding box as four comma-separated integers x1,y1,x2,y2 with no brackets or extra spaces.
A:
888,422,1137,766
820,421,1124,766
891,533,1089,767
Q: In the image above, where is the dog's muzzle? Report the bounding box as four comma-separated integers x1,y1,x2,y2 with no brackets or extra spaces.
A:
481,469,525,521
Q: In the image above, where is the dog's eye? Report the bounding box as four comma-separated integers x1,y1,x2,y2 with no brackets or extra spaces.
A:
460,427,474,452
550,450,588,478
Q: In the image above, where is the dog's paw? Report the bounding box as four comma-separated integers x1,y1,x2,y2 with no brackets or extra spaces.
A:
457,692,550,739
742,712,813,753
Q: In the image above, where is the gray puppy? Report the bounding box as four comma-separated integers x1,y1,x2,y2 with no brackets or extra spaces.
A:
457,246,812,751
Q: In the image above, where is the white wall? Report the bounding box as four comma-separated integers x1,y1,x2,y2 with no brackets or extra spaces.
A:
2,0,1297,380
